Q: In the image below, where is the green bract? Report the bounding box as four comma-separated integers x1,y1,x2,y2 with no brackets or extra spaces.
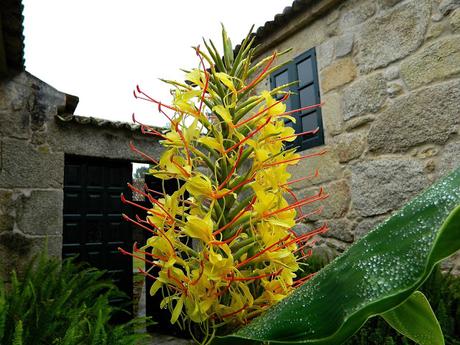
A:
217,167,460,344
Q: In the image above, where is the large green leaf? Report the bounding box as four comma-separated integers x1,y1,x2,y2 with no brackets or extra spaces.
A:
216,167,460,344
381,291,443,345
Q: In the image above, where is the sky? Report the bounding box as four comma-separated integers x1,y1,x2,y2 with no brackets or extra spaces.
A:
22,0,294,128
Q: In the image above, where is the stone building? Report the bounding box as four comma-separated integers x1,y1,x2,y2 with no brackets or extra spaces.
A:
251,0,460,270
0,0,161,287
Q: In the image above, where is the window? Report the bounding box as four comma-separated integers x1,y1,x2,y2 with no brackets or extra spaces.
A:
270,48,324,151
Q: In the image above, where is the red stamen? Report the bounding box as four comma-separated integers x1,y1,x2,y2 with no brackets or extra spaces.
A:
190,260,205,286
146,218,176,256
138,267,158,281
283,186,303,217
209,227,243,246
238,51,277,94
121,193,152,213
146,193,175,223
234,93,289,129
218,146,244,190
281,169,319,187
135,85,180,113
282,224,328,249
196,46,210,115
167,269,188,292
263,188,327,218
118,246,160,267
295,206,324,222
216,175,255,199
236,234,291,269
224,116,272,154
293,272,316,287
133,242,168,261
221,304,248,319
226,269,283,281
122,213,155,234
280,102,323,116
129,141,159,164
277,127,319,141
213,197,256,236
262,149,327,168
170,155,191,178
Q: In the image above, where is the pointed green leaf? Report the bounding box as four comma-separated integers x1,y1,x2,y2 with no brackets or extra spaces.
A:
381,291,444,345
216,167,460,344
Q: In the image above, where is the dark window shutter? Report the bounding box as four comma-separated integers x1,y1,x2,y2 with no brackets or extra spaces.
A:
269,47,324,151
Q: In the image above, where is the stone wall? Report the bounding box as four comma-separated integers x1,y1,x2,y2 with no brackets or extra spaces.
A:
0,71,162,281
254,0,460,270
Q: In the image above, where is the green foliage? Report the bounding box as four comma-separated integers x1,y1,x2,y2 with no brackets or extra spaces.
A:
381,291,444,345
0,252,150,345
346,265,460,345
217,167,460,344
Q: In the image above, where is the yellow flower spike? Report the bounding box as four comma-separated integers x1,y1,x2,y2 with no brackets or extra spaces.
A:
183,211,214,243
125,26,326,341
261,90,287,117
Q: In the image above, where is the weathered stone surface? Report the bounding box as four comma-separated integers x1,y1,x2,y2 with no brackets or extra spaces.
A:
451,9,460,32
368,80,460,153
356,0,430,73
296,180,351,220
438,140,460,177
378,0,403,8
343,73,387,120
50,121,162,162
426,21,449,40
30,235,63,258
317,39,335,70
0,190,15,232
439,0,460,15
339,0,376,30
386,82,404,98
322,92,343,136
324,219,353,242
16,190,63,236
335,33,354,58
400,37,460,90
353,215,387,240
332,132,366,163
304,218,353,242
383,65,400,81
351,159,429,217
344,115,375,131
0,138,64,188
320,57,357,93
287,149,342,189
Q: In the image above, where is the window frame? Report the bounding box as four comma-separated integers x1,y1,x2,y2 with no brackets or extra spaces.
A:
269,47,325,151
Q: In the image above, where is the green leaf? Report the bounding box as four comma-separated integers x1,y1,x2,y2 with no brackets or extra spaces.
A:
216,167,460,344
381,291,444,345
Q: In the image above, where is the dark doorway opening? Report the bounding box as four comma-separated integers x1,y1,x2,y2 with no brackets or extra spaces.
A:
62,155,133,323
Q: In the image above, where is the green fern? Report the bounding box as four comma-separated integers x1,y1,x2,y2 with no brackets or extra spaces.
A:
12,320,23,345
0,251,151,345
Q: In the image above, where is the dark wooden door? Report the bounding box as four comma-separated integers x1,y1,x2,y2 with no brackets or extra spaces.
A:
62,155,133,320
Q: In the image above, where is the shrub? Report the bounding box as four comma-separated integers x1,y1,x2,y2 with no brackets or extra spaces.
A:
0,252,150,345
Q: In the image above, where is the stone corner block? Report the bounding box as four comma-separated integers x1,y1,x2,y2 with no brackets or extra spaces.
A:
356,0,430,73
332,132,366,163
0,138,64,188
368,80,460,153
343,73,387,121
400,36,460,90
351,159,429,217
320,57,357,93
17,190,64,236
